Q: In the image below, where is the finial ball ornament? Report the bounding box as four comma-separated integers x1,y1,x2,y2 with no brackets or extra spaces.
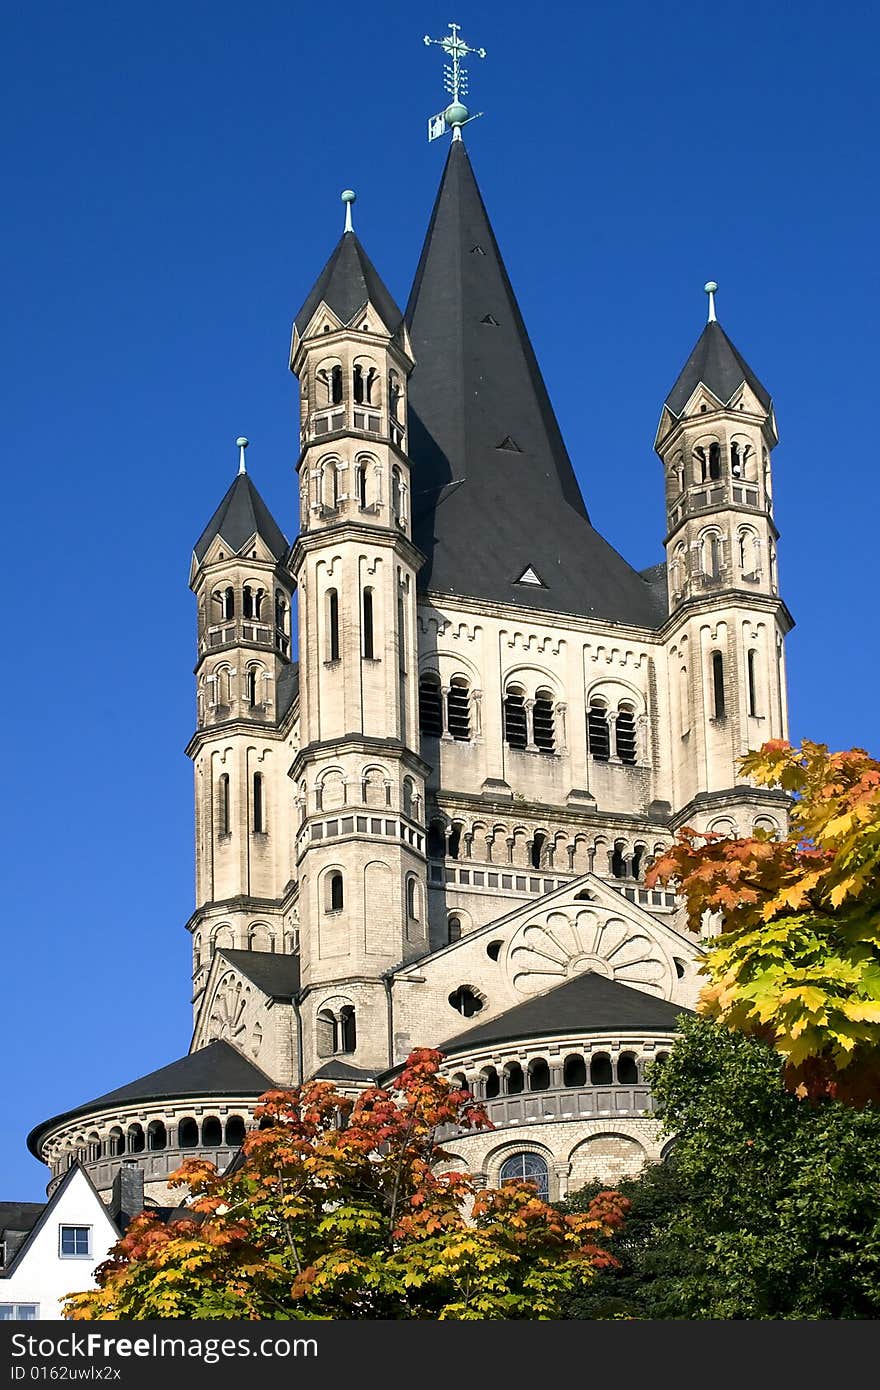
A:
341,189,356,204
704,281,718,294
236,437,249,448
444,101,469,128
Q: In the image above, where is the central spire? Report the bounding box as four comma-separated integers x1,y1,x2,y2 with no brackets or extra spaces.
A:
405,141,663,626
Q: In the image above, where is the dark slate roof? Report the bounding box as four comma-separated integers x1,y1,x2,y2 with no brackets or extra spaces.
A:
440,971,689,1055
193,473,289,564
294,231,403,337
220,949,300,999
0,1202,43,1236
311,1060,377,1082
28,1042,275,1156
405,141,660,627
276,662,300,723
665,319,772,417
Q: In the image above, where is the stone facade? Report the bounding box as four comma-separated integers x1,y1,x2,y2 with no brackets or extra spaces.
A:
28,135,792,1201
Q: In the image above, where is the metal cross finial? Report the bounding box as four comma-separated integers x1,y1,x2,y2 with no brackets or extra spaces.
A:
236,436,249,475
704,281,718,323
424,22,486,142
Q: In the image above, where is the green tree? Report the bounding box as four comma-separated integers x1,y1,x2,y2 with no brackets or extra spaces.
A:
65,1050,626,1321
647,740,880,1104
562,1016,880,1319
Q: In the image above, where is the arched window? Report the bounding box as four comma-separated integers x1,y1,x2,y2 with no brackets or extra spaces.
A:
218,773,230,836
611,841,627,879
275,591,287,632
327,872,344,913
225,1116,246,1146
482,1066,500,1098
316,1010,336,1058
447,915,462,944
242,585,254,619
447,824,462,860
222,586,235,620
631,844,646,880
355,459,368,508
702,531,721,578
503,687,527,749
447,678,471,740
322,460,339,510
694,445,707,482
533,689,555,753
108,1127,125,1157
353,363,365,403
327,589,340,661
708,442,722,480
615,703,637,764
339,1006,357,1053
331,365,343,405
246,667,258,707
178,1118,199,1149
147,1121,167,1152
201,1117,222,1147
448,985,483,1017
530,831,547,870
730,440,743,478
617,1053,639,1086
391,467,403,523
126,1124,145,1154
588,699,610,760
427,821,446,860
712,650,726,718
406,876,419,920
500,1152,549,1200
87,1134,101,1162
528,1059,550,1092
252,772,264,834
504,1062,525,1095
590,1054,613,1086
388,370,401,420
362,588,375,658
418,674,443,737
563,1055,587,1087
747,648,759,716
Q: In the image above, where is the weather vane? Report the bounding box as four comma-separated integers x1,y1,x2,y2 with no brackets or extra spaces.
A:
423,22,486,143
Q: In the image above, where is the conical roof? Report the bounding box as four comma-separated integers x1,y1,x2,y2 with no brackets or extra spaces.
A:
28,1041,275,1155
405,141,662,627
193,473,289,564
665,319,772,417
294,231,403,337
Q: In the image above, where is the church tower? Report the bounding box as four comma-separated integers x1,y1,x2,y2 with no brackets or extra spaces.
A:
289,196,429,1077
656,285,793,832
186,444,297,1008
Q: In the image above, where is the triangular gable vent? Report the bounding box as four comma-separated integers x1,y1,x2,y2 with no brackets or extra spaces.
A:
481,314,499,325
470,245,486,255
497,436,521,452
515,565,545,587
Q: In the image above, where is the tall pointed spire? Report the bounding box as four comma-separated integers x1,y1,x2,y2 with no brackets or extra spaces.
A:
405,141,661,626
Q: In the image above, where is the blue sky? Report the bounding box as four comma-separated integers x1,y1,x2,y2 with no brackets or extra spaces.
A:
2,0,879,1198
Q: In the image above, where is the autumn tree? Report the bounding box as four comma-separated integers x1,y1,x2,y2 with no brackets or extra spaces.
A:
647,739,880,1103
561,1016,880,1320
65,1050,626,1320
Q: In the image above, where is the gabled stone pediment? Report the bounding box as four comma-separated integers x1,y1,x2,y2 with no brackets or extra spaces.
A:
391,875,702,1058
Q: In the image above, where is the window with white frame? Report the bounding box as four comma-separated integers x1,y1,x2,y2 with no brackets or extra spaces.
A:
0,1304,39,1320
59,1225,91,1258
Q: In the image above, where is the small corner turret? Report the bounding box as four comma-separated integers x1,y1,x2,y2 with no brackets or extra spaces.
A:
656,283,779,614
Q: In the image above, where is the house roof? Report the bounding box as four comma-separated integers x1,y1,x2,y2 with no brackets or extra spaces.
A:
665,319,772,417
311,1060,377,1083
405,140,663,627
0,1165,118,1281
0,1203,44,1245
219,949,301,999
28,1041,275,1156
293,230,403,337
192,472,289,564
440,971,689,1055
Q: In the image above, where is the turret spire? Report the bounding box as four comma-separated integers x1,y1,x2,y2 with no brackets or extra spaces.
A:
236,436,249,475
704,280,718,323
341,189,356,234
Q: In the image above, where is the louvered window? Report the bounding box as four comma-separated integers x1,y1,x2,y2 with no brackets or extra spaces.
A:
503,690,527,749
533,691,555,753
447,680,470,740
